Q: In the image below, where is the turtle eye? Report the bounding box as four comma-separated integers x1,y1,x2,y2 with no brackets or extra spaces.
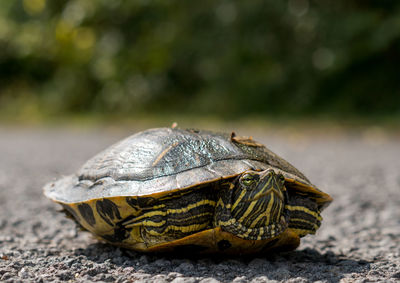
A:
241,174,256,186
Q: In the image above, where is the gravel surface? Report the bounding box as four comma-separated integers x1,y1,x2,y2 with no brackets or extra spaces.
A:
0,126,399,283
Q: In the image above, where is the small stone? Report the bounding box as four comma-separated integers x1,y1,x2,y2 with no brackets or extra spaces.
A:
154,258,170,267
250,276,278,283
1,254,9,260
18,267,31,279
273,267,291,280
199,278,220,283
151,274,168,283
175,262,194,273
123,266,135,273
285,277,309,283
232,276,247,283
248,258,269,271
171,277,197,283
391,272,400,279
139,255,149,264
1,272,13,281
57,271,74,281
167,272,183,280
99,273,117,282
86,267,102,276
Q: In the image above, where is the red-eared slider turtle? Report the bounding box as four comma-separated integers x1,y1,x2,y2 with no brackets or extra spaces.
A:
44,127,332,254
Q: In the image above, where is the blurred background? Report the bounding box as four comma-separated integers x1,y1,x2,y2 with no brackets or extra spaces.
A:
0,0,400,126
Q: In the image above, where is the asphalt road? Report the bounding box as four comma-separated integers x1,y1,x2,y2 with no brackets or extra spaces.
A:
0,126,399,282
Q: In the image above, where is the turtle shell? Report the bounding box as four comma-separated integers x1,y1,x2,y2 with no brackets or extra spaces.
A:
44,127,331,206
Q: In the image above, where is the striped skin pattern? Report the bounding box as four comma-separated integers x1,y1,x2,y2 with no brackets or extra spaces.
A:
286,194,322,237
215,170,290,240
62,170,323,252
123,185,217,245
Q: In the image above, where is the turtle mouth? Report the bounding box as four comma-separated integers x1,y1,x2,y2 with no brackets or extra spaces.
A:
261,191,288,230
228,190,289,240
257,184,290,238
230,209,289,241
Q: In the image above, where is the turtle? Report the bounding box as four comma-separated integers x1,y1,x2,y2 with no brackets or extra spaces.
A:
44,127,332,254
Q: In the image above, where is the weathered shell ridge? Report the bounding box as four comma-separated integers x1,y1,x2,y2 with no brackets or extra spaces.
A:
44,128,330,205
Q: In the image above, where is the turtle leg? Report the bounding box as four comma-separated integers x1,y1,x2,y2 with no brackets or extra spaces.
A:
285,194,322,237
121,190,217,249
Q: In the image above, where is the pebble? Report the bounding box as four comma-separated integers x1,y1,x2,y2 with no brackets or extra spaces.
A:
199,278,221,283
171,277,197,283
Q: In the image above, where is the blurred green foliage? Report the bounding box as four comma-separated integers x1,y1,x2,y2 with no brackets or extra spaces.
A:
0,0,399,120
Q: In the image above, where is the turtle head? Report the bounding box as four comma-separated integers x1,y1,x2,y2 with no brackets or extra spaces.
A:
233,169,286,206
216,169,288,240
